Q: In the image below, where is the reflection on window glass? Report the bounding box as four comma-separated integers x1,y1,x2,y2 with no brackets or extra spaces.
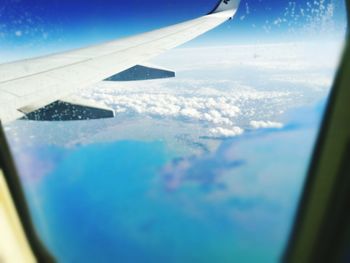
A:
1,0,347,262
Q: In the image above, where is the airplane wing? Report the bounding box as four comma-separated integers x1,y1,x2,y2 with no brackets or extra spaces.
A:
0,0,241,123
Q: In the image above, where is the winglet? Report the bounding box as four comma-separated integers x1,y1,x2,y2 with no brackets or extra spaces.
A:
209,0,241,18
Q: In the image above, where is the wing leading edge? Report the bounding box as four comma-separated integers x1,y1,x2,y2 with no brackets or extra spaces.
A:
0,0,241,123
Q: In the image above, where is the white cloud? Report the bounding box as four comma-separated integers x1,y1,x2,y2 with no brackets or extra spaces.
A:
209,127,244,138
180,108,201,119
86,82,261,124
250,120,283,129
15,30,22,37
81,76,292,140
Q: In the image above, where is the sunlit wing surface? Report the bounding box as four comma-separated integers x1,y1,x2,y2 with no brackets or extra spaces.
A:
0,0,240,123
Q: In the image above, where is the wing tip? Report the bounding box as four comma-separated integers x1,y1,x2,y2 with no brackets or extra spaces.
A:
208,0,241,16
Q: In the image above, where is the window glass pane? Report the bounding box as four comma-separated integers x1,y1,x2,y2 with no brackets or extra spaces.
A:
1,0,347,262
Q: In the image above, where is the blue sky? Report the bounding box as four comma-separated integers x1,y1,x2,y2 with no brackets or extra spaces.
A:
0,0,347,61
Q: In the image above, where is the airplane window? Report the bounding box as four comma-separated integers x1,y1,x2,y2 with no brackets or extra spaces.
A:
1,0,347,262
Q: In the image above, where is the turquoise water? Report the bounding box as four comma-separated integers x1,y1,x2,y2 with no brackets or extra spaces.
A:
13,115,319,262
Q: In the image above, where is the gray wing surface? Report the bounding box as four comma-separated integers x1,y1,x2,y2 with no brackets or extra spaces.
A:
0,0,240,123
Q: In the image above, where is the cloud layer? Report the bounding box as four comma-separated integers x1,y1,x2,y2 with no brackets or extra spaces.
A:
79,42,338,138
